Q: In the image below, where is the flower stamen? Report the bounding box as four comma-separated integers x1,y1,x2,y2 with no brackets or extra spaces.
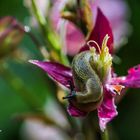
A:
87,40,101,53
101,34,110,51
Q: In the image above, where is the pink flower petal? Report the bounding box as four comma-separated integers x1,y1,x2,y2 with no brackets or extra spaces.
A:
65,22,85,55
91,0,130,48
29,60,73,89
114,65,140,88
98,87,118,131
80,8,114,54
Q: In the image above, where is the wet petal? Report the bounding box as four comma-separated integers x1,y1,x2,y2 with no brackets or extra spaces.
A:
98,87,118,131
114,65,140,88
29,60,73,88
67,102,87,117
80,8,114,54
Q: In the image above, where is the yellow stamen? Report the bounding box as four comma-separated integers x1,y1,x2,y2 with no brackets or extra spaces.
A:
87,40,101,53
101,34,110,51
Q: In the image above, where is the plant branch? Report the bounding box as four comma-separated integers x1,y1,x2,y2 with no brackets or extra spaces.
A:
101,128,109,140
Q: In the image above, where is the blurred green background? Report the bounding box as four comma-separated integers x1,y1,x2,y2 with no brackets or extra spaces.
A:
0,0,140,140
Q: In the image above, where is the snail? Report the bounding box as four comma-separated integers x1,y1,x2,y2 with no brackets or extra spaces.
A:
63,35,112,112
63,50,103,112
72,51,103,103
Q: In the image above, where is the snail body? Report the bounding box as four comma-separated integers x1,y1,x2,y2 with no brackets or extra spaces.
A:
72,51,103,104
62,35,112,112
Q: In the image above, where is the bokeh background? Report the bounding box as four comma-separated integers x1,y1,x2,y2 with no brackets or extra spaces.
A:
0,0,140,140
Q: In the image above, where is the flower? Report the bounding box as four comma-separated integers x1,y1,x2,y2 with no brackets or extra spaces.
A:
0,16,24,58
51,0,130,55
25,0,130,55
29,9,139,131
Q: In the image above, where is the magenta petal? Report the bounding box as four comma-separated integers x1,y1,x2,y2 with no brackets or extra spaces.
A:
65,22,86,56
91,0,130,48
67,102,87,117
114,65,140,88
29,60,73,89
98,87,118,131
80,8,114,54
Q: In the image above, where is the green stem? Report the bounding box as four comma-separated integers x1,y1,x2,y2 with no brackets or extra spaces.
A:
31,0,46,36
30,0,77,134
81,116,96,140
88,114,97,140
101,129,109,140
31,0,58,51
30,0,69,65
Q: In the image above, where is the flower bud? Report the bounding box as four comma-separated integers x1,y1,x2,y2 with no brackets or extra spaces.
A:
0,17,24,58
61,0,93,35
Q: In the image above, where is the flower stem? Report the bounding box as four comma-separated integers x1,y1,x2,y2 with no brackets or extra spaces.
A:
30,0,58,51
101,128,109,140
30,0,69,65
31,0,47,36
